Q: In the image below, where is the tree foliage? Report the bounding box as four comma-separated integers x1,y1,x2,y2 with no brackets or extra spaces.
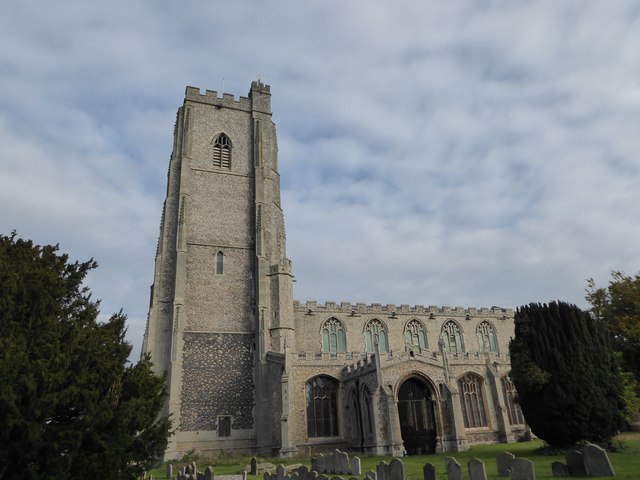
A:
509,301,624,448
0,233,171,480
587,271,640,423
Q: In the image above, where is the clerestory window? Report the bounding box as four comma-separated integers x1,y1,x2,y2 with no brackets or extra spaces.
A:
321,318,346,353
441,320,464,353
477,321,498,353
404,319,428,351
364,319,388,353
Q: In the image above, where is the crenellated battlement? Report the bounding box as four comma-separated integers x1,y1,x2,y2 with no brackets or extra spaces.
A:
185,86,252,111
294,300,513,317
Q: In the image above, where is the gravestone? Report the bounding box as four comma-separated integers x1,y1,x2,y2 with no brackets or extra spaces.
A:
338,451,350,474
308,471,318,480
243,470,248,480
186,465,193,475
251,458,258,475
365,470,377,480
311,457,318,473
468,458,487,480
377,461,390,480
445,457,462,480
299,465,310,480
351,456,362,475
510,458,535,480
166,464,173,480
333,450,341,473
318,455,327,473
291,473,298,480
197,472,205,480
204,466,214,480
277,465,286,480
496,452,515,477
583,444,615,477
566,451,587,477
191,462,198,476
423,463,437,480
550,462,569,477
389,459,405,480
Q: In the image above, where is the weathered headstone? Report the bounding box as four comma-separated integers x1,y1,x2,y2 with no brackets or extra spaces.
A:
311,457,318,473
496,452,515,477
263,472,272,480
510,458,535,480
251,458,258,475
307,471,318,480
445,457,462,480
191,462,198,476
185,465,193,475
197,472,205,480
277,464,286,480
377,461,390,480
166,464,173,480
204,466,214,480
468,458,487,480
318,454,327,473
550,462,569,477
350,457,362,475
389,459,405,480
365,470,377,480
583,444,615,477
298,465,310,480
291,473,299,480
243,469,248,480
333,450,341,473
423,463,437,480
337,451,350,474
566,451,587,477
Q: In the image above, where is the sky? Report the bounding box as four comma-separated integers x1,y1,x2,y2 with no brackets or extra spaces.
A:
2,1,640,360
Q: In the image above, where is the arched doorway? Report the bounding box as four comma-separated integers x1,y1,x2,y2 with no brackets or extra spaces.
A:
397,377,437,454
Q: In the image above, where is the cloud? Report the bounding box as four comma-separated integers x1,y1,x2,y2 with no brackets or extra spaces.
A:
2,0,640,359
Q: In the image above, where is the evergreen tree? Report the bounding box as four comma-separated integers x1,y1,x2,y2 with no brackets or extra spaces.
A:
509,301,624,447
0,233,170,480
587,272,640,423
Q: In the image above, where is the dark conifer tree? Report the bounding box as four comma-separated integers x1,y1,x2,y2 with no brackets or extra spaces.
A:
509,301,624,447
0,233,170,480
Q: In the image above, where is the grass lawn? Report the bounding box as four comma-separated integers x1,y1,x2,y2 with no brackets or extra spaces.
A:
151,433,640,479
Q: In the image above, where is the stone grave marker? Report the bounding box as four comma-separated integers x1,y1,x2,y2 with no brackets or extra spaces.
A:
251,458,258,475
423,463,437,480
445,457,462,480
377,461,390,480
204,466,214,480
277,464,286,480
338,451,350,474
510,458,535,480
299,465,310,480
566,451,587,477
311,457,318,473
191,462,197,476
389,459,405,480
496,452,515,477
550,462,568,477
583,443,615,477
290,473,298,480
351,456,362,475
308,471,318,480
166,464,173,480
365,470,377,480
468,458,487,480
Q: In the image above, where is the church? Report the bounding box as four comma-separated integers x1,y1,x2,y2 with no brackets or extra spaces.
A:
142,81,526,460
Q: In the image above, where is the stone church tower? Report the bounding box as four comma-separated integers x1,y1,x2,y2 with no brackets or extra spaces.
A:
145,82,524,460
143,82,295,458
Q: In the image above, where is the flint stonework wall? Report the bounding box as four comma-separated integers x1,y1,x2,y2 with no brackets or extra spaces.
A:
180,332,254,431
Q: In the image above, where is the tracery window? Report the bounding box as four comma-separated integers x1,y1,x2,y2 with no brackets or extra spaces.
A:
441,320,464,353
322,318,346,353
458,373,488,428
404,319,428,351
476,321,498,353
216,251,224,274
213,133,231,169
501,376,525,425
306,376,340,437
364,319,388,353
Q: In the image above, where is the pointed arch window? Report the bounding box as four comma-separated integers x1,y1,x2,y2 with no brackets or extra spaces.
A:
458,373,488,428
213,133,231,169
216,251,224,274
441,320,464,353
321,318,346,353
501,376,525,425
477,321,498,353
404,319,428,351
306,376,340,437
364,319,388,353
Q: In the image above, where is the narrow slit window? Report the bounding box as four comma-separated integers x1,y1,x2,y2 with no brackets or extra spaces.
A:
217,416,231,437
216,251,224,274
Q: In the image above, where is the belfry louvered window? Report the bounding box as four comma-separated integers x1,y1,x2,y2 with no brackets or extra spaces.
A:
213,134,231,169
